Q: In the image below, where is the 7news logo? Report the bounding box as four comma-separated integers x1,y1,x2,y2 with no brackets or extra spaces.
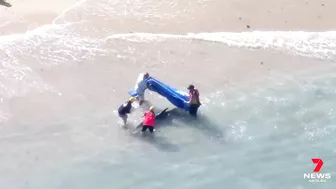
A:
303,158,331,182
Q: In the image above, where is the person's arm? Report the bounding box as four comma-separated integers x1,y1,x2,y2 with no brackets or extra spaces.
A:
146,81,151,90
185,92,192,103
146,78,154,90
195,90,201,104
127,106,133,114
125,102,132,113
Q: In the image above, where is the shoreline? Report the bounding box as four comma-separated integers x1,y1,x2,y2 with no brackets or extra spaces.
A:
0,0,79,35
1,0,336,119
1,0,336,36
2,42,336,128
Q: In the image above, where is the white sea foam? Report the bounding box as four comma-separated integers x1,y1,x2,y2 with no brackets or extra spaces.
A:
1,29,335,124
0,21,11,28
3,30,335,61
106,31,336,60
0,0,335,127
0,28,104,125
0,24,105,89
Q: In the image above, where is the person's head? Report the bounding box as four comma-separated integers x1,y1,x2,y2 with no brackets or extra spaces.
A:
187,84,195,91
149,106,154,111
144,73,149,79
128,97,136,103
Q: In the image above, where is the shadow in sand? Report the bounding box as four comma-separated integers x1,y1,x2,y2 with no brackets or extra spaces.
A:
0,0,12,7
121,123,180,152
157,108,226,141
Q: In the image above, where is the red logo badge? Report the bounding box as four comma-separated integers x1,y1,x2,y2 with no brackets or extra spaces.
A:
312,158,324,172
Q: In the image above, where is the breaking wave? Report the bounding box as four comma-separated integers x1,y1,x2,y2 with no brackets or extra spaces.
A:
106,31,336,60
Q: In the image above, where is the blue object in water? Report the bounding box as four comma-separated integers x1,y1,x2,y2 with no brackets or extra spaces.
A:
128,77,190,111
128,89,137,97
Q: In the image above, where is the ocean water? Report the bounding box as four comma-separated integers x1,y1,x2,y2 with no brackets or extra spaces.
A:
0,0,336,189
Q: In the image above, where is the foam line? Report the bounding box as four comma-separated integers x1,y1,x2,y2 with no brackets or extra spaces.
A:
52,0,88,25
0,21,11,28
105,31,336,60
0,0,87,42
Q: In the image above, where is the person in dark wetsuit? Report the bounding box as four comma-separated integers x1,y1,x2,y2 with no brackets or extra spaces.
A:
185,84,201,117
118,97,136,125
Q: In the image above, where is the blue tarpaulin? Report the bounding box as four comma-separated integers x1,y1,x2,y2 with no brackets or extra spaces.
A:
128,77,190,111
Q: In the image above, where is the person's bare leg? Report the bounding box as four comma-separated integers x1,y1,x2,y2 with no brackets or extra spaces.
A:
122,115,128,125
138,94,145,106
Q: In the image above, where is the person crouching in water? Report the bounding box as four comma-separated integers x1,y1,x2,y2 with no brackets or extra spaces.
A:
185,84,201,117
141,106,156,133
118,97,136,125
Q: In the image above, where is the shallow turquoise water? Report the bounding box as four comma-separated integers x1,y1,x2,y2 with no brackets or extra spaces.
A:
11,72,334,189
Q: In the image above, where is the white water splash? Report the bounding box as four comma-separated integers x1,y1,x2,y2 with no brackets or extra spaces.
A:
106,31,336,60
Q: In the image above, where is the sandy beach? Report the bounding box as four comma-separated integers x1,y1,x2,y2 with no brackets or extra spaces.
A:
0,0,78,34
1,0,336,34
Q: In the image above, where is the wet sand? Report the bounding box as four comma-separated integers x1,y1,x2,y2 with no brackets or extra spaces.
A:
3,39,336,129
1,0,336,34
1,0,336,125
0,0,78,34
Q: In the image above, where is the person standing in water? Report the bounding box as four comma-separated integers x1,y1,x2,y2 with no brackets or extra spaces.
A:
134,72,150,106
118,97,136,125
185,84,201,117
141,106,156,133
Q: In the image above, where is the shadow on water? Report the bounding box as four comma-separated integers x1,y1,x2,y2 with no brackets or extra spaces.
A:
121,124,180,152
0,0,12,7
157,108,226,142
119,106,225,151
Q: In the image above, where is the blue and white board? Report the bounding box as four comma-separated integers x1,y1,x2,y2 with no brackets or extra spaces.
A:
129,77,190,111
